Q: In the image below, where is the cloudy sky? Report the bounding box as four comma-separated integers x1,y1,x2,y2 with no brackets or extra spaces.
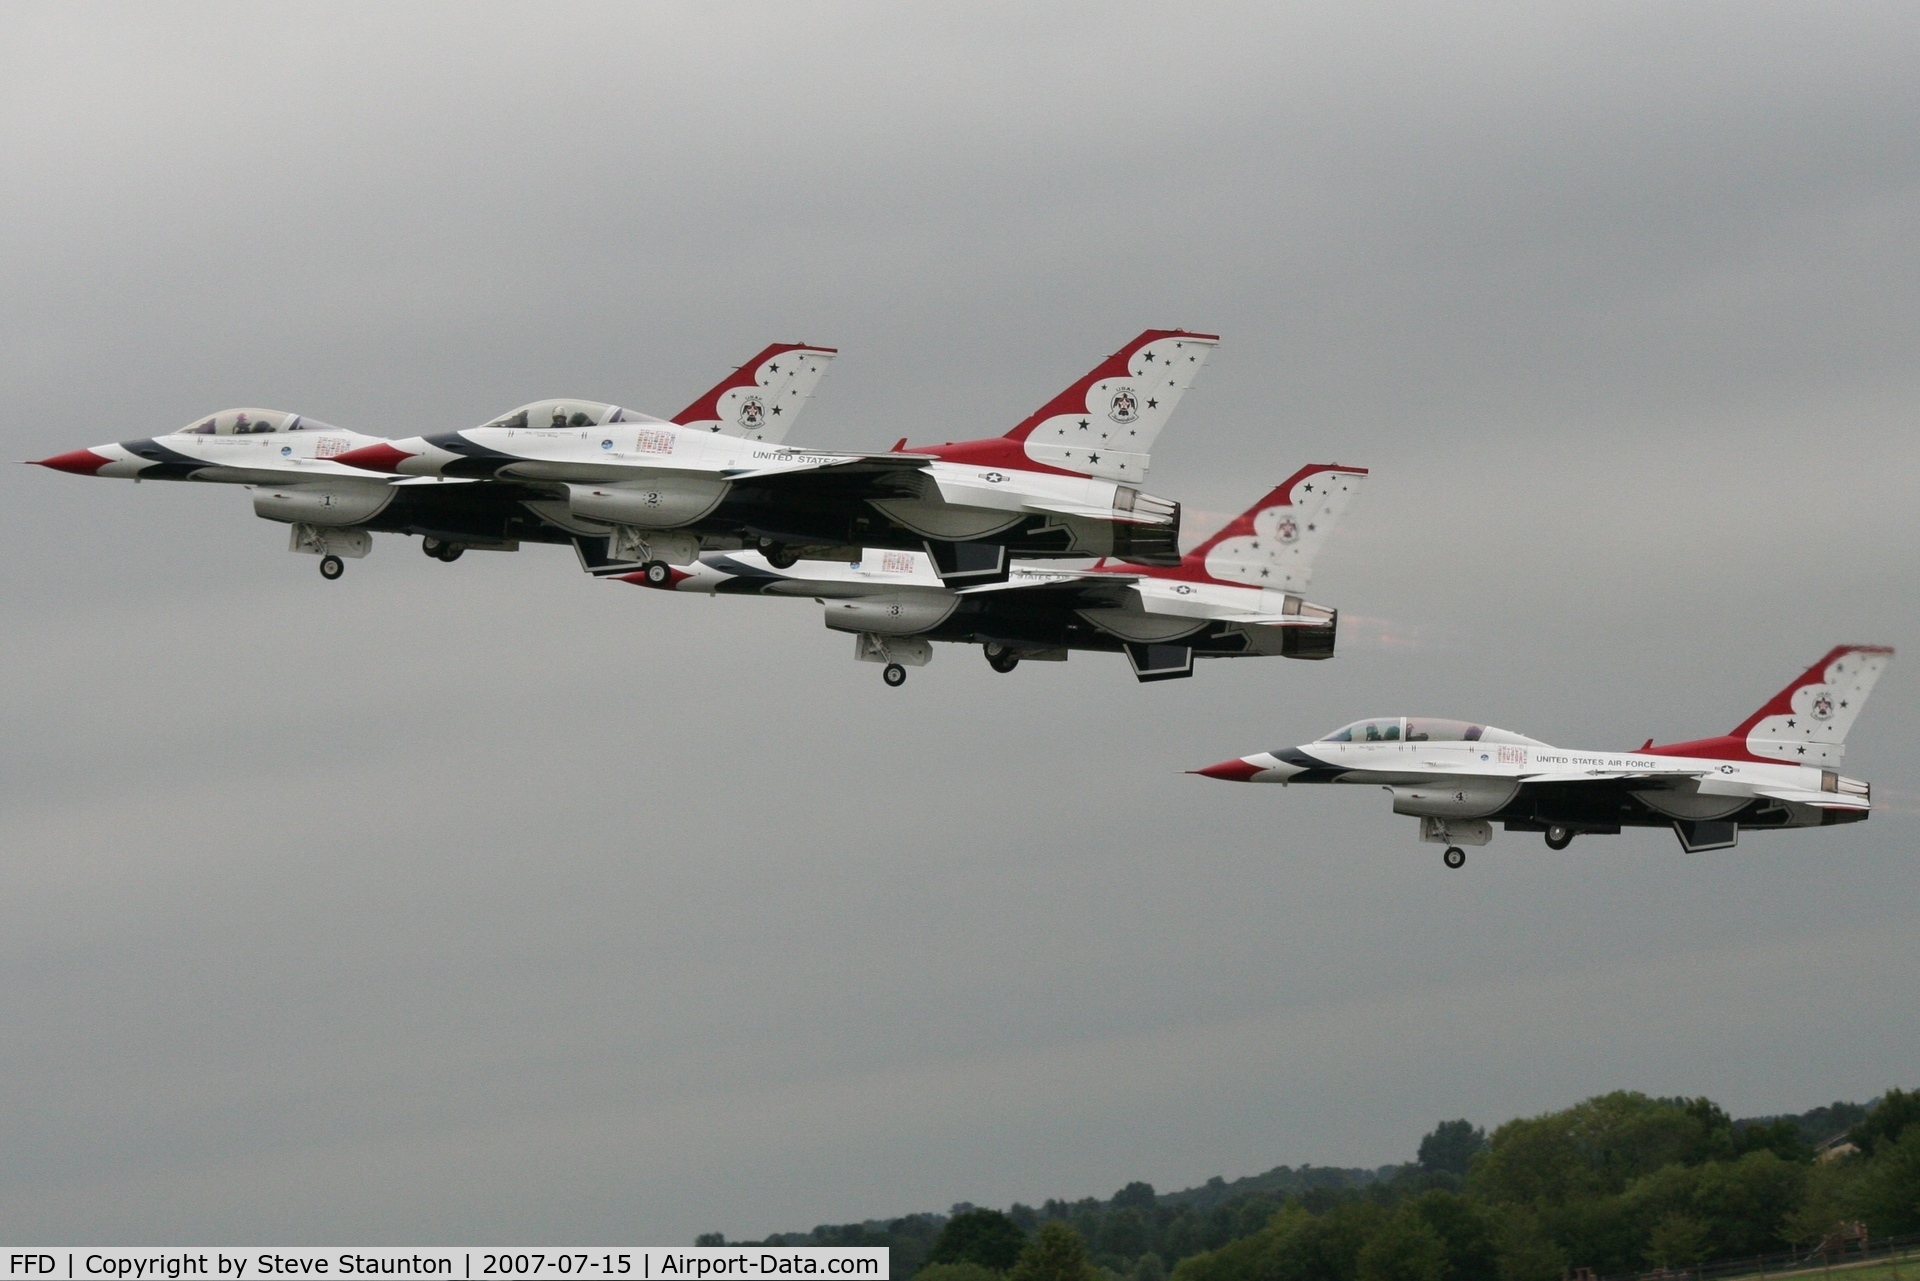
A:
2,1,1916,1244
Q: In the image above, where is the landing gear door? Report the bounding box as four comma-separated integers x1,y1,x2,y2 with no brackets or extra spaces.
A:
1125,642,1193,682
1673,819,1739,852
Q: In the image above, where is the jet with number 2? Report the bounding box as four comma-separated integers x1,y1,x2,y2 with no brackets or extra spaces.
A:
331,329,1218,585
1193,645,1892,866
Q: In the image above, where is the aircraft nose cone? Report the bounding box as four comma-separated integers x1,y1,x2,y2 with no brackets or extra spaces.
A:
613,567,690,590
1190,757,1264,781
30,448,112,475
330,442,415,473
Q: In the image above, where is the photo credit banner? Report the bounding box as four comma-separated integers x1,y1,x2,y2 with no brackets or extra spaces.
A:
3,1252,887,1281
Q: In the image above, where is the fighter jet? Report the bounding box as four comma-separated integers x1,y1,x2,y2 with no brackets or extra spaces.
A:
28,344,836,579
329,329,1218,585
1193,645,1892,866
612,463,1366,686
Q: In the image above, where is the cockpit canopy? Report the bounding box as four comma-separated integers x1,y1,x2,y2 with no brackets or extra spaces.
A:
1316,717,1543,745
481,399,660,431
176,408,341,436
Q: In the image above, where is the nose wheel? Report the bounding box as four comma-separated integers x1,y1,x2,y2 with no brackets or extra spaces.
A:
319,554,344,581
1545,826,1575,851
1442,846,1466,869
761,541,800,569
882,663,907,688
642,560,673,586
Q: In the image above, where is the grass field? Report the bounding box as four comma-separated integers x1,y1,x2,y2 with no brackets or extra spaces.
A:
1724,1254,1920,1281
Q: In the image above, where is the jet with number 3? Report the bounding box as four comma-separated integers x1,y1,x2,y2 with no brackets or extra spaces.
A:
613,463,1367,686
1193,645,1892,866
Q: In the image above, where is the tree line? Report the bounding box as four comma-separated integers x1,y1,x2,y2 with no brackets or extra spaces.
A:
709,1087,1920,1281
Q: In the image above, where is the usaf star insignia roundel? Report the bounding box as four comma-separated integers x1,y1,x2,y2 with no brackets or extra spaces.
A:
1107,387,1140,424
737,396,766,430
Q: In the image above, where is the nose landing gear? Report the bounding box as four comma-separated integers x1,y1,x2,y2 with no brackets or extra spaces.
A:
1442,846,1466,869
1545,826,1575,851
319,554,344,580
882,663,907,687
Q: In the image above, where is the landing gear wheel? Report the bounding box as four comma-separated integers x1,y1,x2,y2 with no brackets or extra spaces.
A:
421,537,445,558
435,544,464,562
1442,846,1466,869
1545,826,1575,851
763,544,799,569
319,554,344,581
984,644,1020,674
642,560,673,586
882,662,907,688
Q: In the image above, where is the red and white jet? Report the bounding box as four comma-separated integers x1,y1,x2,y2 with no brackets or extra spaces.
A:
615,464,1366,686
329,330,1218,584
1194,645,1892,865
28,343,838,579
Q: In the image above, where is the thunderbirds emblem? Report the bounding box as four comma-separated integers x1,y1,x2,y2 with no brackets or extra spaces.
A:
737,396,766,430
1107,387,1140,424
1812,692,1835,720
1275,517,1299,544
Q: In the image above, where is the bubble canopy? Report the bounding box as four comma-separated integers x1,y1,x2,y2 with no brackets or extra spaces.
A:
176,409,343,436
481,400,655,430
1315,718,1544,745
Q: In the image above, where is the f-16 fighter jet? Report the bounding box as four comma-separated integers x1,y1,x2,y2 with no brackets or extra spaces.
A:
612,463,1366,686
329,329,1217,585
1193,645,1893,866
28,343,838,579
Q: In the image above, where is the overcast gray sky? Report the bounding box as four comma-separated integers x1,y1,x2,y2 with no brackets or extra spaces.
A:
2,0,1916,1244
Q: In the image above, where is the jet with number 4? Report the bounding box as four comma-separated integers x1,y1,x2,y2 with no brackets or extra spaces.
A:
329,329,1218,585
1193,645,1892,865
28,343,839,580
613,463,1367,686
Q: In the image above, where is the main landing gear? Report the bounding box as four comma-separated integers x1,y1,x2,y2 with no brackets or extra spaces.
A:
882,663,907,688
1442,846,1466,869
983,643,1020,674
759,540,800,569
1545,825,1575,851
319,554,344,581
421,537,464,563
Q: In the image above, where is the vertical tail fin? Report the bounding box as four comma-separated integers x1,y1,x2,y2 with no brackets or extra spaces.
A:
915,329,1218,483
1162,464,1368,590
1650,645,1894,764
672,343,838,443
1729,645,1894,764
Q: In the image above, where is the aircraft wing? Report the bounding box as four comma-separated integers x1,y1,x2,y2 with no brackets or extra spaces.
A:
953,572,1140,606
1517,769,1707,785
1751,786,1871,810
1223,612,1338,626
719,452,935,481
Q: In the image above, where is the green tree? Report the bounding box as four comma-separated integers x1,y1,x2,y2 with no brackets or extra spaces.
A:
1851,1089,1920,1157
1852,1127,1920,1233
1643,1214,1709,1270
1421,1122,1490,1178
1010,1223,1100,1281
1490,1208,1566,1281
917,1267,1003,1281
1356,1209,1449,1281
1472,1093,1728,1208
1408,1192,1499,1281
930,1210,1029,1273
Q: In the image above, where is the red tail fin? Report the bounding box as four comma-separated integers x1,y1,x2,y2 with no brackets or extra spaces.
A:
672,343,837,443
915,329,1218,482
1648,645,1895,765
1149,464,1368,590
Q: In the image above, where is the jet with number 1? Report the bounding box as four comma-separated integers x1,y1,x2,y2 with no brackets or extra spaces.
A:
1193,645,1892,866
